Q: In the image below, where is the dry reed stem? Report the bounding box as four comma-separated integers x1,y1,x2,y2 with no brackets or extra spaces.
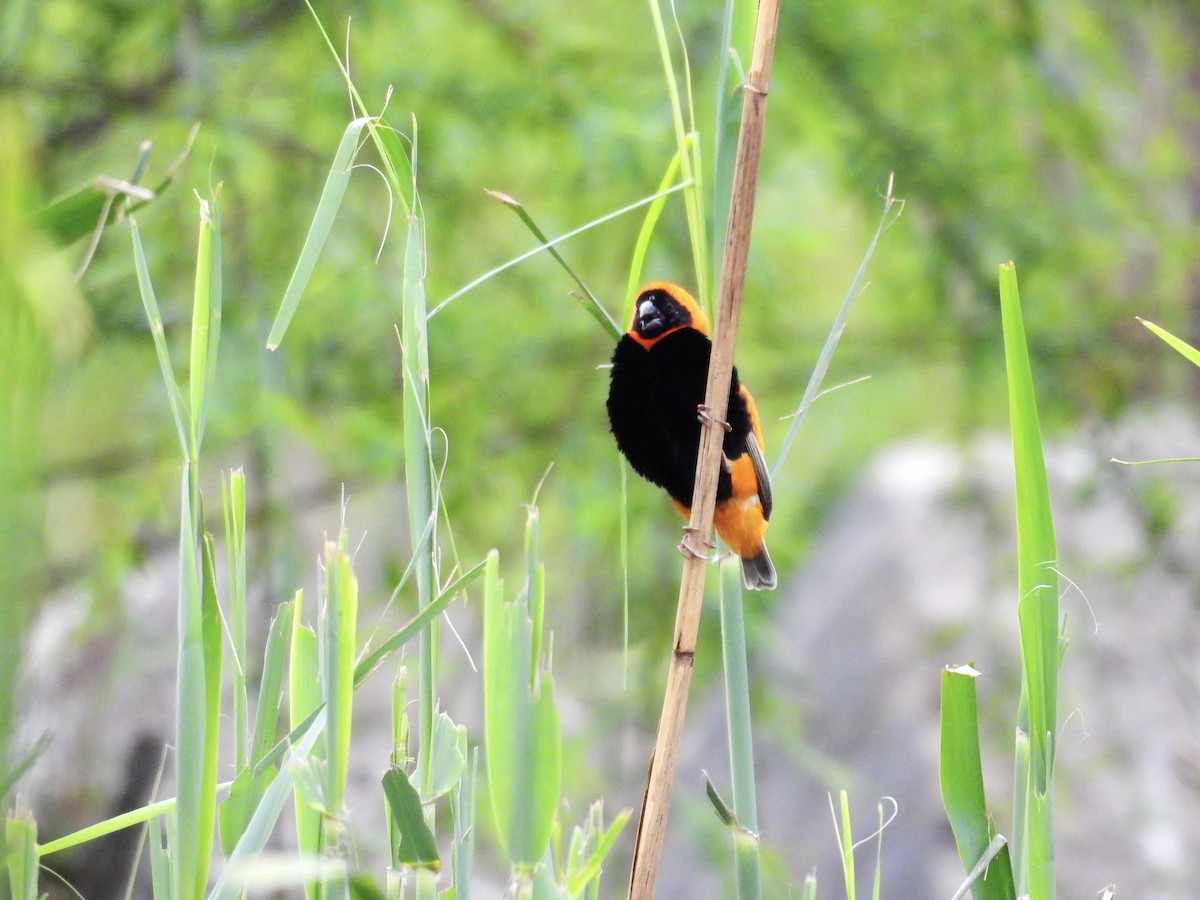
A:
627,0,783,896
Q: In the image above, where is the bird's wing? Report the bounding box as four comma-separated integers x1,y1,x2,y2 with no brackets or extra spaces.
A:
744,432,773,520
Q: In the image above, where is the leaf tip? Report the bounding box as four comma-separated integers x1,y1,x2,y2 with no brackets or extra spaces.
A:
484,188,520,208
945,663,980,678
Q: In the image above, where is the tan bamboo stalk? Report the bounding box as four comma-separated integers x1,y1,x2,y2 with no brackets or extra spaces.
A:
627,1,783,896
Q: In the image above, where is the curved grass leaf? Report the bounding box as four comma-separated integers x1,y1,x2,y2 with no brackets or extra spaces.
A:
427,182,688,322
130,218,187,454
486,190,620,340
265,117,368,350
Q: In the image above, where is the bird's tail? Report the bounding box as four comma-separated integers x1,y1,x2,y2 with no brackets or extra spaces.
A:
741,545,777,591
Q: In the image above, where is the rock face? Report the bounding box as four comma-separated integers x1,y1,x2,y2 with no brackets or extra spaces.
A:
17,410,1200,898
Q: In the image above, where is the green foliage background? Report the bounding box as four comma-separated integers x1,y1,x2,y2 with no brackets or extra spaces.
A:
2,0,1198,890
12,0,1193,596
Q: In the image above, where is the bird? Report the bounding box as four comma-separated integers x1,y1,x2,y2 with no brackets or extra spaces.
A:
606,281,776,590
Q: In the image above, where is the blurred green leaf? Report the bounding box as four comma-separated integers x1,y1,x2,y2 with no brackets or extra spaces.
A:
322,534,358,817
483,549,562,870
704,774,737,827
217,764,276,858
382,767,441,871
210,712,326,900
288,594,323,883
939,663,1015,900
5,806,38,900
34,177,150,247
250,599,294,771
564,805,629,897
424,712,466,804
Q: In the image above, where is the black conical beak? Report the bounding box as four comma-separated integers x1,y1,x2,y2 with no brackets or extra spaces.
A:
636,298,665,336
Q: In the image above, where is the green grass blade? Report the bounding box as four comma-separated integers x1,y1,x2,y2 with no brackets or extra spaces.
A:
265,117,368,350
218,597,293,856
523,504,543,685
0,733,50,802
424,712,466,804
1137,317,1200,368
705,775,737,827
709,0,744,280
322,535,358,818
195,533,223,896
619,458,630,689
564,807,630,897
38,796,178,858
772,177,902,480
35,129,195,249
130,217,187,455
35,178,148,247
483,550,562,870
381,767,440,870
624,146,685,326
939,664,1016,900
353,558,485,689
288,591,323,889
300,2,415,212
836,790,855,900
719,557,763,900
217,766,275,859
394,176,440,799
485,190,620,340
451,746,478,900
251,560,484,782
188,196,213,450
999,262,1058,898
173,467,206,900
872,802,884,900
646,0,708,307
195,194,224,453
428,182,689,321
148,816,171,899
949,836,1012,900
210,713,326,900
251,599,295,766
5,806,38,900
222,469,249,771
1012,691,1031,895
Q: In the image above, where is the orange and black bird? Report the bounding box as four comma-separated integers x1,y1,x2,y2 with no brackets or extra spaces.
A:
607,282,776,590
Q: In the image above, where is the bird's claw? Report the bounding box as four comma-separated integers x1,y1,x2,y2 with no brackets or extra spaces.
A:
721,453,733,473
697,404,732,433
678,526,718,560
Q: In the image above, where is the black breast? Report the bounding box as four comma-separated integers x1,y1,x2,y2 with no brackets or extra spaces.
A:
606,328,752,508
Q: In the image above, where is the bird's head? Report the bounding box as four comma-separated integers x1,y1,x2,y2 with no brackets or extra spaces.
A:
628,282,709,349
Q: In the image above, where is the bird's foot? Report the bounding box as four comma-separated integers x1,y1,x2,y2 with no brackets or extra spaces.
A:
677,525,718,561
697,404,732,433
721,453,734,473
